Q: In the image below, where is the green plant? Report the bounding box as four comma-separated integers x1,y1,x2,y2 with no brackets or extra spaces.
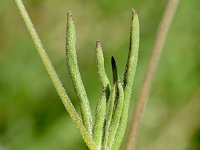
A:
14,0,139,149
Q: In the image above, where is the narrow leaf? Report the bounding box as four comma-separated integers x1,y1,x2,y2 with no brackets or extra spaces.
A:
96,40,111,99
108,81,124,149
113,9,140,150
93,92,107,149
103,83,117,149
66,10,93,135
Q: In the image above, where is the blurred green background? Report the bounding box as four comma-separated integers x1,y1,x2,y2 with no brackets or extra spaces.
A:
0,0,200,149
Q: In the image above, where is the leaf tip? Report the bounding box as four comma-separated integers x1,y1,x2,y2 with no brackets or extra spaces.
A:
67,10,74,22
131,8,138,20
96,40,101,48
67,10,72,16
132,8,136,16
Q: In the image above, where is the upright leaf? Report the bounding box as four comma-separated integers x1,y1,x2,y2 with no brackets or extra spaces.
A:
93,92,107,149
66,10,93,135
96,41,111,99
108,81,124,149
113,9,140,150
103,84,117,150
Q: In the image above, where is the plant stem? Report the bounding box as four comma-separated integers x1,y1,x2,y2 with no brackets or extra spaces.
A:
14,0,96,149
126,0,181,149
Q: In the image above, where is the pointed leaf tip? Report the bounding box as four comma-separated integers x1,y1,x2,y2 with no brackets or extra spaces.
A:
96,40,101,48
131,9,138,20
67,10,72,16
67,10,74,21
132,8,135,16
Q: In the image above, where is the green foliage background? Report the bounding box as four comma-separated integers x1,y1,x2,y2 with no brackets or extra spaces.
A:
0,0,200,149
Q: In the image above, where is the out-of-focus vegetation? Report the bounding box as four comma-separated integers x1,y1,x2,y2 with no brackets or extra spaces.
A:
0,0,200,149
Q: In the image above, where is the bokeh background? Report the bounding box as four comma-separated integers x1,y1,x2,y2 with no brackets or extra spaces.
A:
0,0,200,149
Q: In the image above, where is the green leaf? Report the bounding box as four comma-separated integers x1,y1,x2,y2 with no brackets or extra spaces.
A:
103,83,117,149
66,10,93,135
108,81,124,149
113,9,140,150
93,92,107,149
96,40,111,100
